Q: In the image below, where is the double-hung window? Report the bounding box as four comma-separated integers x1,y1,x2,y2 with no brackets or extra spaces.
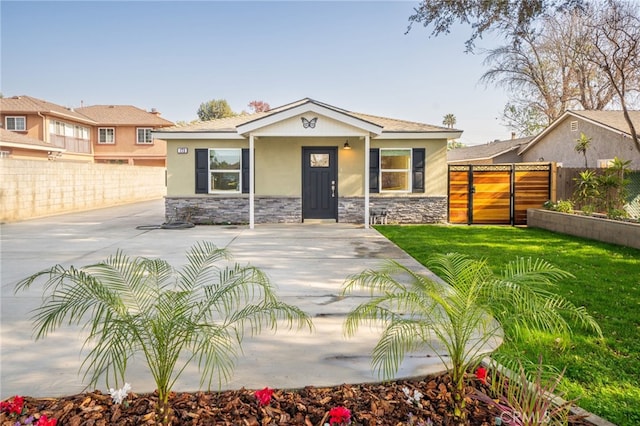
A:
380,148,412,192
98,128,115,144
137,128,153,144
209,149,241,193
5,116,26,131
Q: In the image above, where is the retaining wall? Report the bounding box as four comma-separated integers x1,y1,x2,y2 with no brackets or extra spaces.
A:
0,158,166,222
527,208,640,250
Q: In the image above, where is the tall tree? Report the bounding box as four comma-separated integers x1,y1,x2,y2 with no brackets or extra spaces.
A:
248,100,270,113
407,0,587,51
442,113,457,128
197,99,236,121
586,0,640,154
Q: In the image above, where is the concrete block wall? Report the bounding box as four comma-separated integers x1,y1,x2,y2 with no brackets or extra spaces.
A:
527,209,640,250
0,159,166,222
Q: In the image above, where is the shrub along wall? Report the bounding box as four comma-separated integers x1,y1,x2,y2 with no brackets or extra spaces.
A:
0,158,166,222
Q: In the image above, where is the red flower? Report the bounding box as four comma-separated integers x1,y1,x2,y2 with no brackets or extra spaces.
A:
329,406,351,425
35,415,58,426
254,387,274,406
476,366,488,384
0,395,24,415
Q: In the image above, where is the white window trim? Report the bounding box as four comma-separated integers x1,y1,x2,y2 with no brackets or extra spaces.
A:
209,148,242,194
5,116,26,131
98,127,115,144
379,148,412,193
136,127,154,144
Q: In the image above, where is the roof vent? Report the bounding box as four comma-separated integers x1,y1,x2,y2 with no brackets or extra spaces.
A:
570,121,578,132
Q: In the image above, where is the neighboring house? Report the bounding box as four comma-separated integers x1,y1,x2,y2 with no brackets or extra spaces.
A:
0,95,97,162
154,98,461,228
76,105,174,166
447,135,533,165
519,110,640,170
0,95,174,165
0,128,65,160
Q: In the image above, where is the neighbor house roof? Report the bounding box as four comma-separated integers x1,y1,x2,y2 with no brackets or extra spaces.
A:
0,128,64,152
448,136,532,163
0,95,96,125
76,105,174,127
158,98,460,137
519,110,640,154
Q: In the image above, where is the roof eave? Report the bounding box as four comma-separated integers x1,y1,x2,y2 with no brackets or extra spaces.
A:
377,131,462,140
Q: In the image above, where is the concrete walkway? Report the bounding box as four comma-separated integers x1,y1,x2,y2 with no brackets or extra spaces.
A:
1,200,451,399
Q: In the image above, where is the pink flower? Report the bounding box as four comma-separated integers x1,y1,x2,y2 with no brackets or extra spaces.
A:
329,406,351,425
0,395,24,415
254,387,274,406
476,366,488,384
35,415,58,426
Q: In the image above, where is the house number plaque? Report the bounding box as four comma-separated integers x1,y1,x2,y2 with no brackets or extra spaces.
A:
177,147,188,154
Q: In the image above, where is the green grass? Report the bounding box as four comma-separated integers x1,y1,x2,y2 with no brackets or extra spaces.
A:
376,225,640,426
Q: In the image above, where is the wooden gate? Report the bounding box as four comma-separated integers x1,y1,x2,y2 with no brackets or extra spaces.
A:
448,164,552,225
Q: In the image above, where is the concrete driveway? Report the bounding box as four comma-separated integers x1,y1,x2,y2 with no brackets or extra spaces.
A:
0,200,452,399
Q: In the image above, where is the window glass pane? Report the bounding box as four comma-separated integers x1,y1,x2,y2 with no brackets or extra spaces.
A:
381,149,410,169
210,150,240,170
211,172,240,191
310,153,329,167
381,171,409,191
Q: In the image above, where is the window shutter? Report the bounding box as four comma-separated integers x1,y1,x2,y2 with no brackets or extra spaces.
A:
241,148,250,194
369,148,380,193
195,149,209,194
412,148,425,193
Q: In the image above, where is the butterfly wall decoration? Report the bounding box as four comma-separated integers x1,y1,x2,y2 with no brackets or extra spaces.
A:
301,117,318,129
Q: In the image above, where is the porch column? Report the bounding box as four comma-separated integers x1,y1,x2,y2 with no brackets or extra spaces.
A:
364,134,370,229
249,134,255,229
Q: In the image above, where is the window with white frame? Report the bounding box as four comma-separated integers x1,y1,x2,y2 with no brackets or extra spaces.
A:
209,149,241,192
98,128,115,144
380,148,412,192
137,128,153,144
5,116,26,131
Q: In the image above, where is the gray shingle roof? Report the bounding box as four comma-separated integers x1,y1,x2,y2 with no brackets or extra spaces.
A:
0,128,63,150
570,110,640,134
0,95,96,124
447,137,532,162
163,98,457,134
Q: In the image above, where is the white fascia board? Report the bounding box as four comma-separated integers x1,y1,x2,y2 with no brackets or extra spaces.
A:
152,131,245,140
0,142,65,152
376,131,462,140
237,102,383,135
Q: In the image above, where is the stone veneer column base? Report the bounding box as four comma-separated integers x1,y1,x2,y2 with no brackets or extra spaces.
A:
166,195,448,225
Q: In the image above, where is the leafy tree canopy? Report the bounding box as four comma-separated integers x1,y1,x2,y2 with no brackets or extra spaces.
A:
197,99,236,121
248,100,270,113
408,0,587,51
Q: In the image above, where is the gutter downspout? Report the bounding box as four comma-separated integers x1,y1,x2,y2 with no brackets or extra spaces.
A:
37,112,47,143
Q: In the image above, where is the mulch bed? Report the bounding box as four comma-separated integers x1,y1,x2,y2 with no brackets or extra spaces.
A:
1,373,591,425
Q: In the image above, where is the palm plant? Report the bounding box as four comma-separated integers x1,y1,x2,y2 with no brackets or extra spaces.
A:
574,132,592,168
342,253,601,426
15,241,313,425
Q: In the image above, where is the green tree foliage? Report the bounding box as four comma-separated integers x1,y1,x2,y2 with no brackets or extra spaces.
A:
447,139,466,150
574,132,592,168
342,253,601,425
16,242,313,425
407,0,586,51
442,113,457,128
197,99,236,121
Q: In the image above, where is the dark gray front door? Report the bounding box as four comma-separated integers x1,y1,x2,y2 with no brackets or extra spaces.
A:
302,147,338,221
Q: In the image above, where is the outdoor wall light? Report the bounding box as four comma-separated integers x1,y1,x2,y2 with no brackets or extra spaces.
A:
343,141,351,150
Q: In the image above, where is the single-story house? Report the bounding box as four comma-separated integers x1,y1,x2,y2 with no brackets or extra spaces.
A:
447,135,533,165
519,110,640,170
154,98,461,228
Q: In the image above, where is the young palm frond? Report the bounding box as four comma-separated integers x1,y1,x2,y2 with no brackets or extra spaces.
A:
342,252,601,425
16,241,313,425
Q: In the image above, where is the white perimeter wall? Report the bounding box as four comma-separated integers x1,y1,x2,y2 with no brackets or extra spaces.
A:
0,159,166,222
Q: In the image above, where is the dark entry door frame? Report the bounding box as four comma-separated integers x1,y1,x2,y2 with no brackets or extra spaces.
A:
302,147,338,221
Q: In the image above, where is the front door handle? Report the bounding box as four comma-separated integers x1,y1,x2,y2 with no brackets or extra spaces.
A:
331,180,336,198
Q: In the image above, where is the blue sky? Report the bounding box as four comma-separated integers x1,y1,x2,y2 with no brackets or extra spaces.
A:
1,1,511,145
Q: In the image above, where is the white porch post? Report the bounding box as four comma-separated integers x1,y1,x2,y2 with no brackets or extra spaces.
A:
249,134,255,229
364,134,370,229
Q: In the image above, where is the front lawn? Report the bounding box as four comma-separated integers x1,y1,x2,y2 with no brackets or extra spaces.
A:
376,225,640,426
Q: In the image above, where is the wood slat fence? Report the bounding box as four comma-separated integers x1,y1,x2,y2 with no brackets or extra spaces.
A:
448,163,552,225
